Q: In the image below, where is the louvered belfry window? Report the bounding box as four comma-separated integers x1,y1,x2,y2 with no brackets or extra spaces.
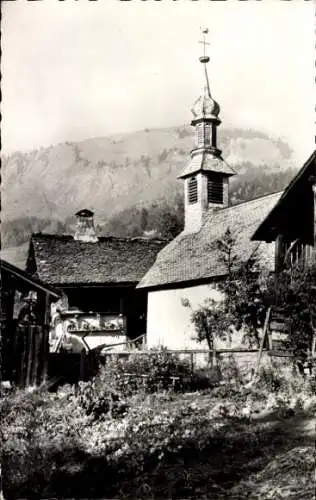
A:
197,125,204,146
208,175,223,204
188,177,198,204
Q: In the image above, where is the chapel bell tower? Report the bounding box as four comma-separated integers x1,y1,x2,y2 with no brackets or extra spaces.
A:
179,29,236,233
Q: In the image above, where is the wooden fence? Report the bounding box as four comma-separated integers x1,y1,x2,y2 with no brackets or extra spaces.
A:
3,312,51,389
13,323,48,388
100,347,276,373
1,259,60,389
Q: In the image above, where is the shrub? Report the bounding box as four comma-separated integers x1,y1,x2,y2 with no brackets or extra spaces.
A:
99,348,212,396
1,389,88,498
76,379,129,420
256,366,287,393
218,355,243,385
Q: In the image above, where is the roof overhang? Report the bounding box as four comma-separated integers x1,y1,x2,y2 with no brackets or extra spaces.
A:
1,259,62,299
137,274,227,292
51,281,139,289
178,152,236,179
252,150,316,242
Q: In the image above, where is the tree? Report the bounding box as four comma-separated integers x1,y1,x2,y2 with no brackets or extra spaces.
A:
189,299,232,350
140,208,148,233
185,228,268,349
187,226,316,356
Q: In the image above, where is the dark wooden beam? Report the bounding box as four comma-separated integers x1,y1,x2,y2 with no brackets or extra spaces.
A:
42,292,51,383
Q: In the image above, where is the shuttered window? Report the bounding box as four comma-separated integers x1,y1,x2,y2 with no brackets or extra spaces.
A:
188,177,198,204
204,124,211,146
197,124,211,147
208,175,223,204
197,125,204,146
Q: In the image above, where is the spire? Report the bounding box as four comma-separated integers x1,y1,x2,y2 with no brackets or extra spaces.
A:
179,29,236,234
191,28,221,125
199,28,212,98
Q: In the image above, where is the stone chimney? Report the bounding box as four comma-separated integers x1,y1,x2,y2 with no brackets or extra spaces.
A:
74,209,98,242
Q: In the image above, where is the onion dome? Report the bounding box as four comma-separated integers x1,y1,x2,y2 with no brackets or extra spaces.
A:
191,29,220,124
191,88,220,121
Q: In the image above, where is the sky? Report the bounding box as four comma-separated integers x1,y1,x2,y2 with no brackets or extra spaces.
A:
2,0,315,163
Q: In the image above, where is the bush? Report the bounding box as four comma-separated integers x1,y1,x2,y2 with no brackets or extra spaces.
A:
99,348,213,396
2,366,314,499
1,389,88,498
76,379,129,420
218,355,243,385
256,364,315,395
256,366,288,393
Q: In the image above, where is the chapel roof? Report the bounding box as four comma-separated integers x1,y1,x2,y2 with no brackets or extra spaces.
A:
27,234,167,286
137,191,283,290
179,152,236,179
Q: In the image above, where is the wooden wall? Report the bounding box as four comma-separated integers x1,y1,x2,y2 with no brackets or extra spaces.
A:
1,270,52,388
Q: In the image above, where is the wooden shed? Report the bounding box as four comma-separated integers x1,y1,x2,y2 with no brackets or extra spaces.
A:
1,259,61,388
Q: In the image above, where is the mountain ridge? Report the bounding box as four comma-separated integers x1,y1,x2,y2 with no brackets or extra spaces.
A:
1,124,299,269
3,124,295,223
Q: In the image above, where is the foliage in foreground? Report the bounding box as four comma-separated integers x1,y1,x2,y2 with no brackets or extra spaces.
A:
1,360,315,499
98,348,213,396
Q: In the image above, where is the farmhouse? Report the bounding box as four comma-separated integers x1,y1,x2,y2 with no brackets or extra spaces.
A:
137,43,316,350
253,150,316,269
25,210,165,350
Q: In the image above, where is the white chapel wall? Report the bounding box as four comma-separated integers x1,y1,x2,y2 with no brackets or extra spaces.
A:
146,283,244,351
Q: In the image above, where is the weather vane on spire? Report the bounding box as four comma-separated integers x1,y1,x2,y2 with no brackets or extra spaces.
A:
199,28,210,64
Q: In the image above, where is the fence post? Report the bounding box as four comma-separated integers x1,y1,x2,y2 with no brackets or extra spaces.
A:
32,326,42,386
80,349,86,381
42,292,50,383
253,307,271,380
190,352,194,373
0,464,4,500
25,325,34,388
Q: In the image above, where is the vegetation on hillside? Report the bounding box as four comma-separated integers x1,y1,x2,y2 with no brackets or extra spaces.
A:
2,125,298,262
1,217,67,248
2,165,297,254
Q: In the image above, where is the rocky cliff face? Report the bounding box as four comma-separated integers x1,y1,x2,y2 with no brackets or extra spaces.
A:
1,124,297,268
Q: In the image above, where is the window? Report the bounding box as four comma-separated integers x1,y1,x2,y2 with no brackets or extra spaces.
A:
188,177,198,204
204,124,211,146
197,124,210,147
207,175,223,204
197,125,204,145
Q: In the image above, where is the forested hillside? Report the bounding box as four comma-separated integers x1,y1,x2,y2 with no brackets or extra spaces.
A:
1,125,298,268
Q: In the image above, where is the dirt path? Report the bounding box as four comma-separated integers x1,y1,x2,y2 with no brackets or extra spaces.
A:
226,411,315,500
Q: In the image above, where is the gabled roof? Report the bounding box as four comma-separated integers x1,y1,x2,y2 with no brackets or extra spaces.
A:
252,150,316,241
137,192,282,290
1,259,61,298
27,234,167,286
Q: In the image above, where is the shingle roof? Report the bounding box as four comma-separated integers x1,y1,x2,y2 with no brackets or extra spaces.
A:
179,153,236,178
28,235,167,286
137,192,283,290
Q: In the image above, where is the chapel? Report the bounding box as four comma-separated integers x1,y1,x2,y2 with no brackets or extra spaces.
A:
137,31,316,350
